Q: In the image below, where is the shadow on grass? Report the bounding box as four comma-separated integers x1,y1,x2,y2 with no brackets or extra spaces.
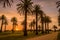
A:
57,32,60,40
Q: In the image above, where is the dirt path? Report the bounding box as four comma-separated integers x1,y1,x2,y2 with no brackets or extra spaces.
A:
26,32,58,40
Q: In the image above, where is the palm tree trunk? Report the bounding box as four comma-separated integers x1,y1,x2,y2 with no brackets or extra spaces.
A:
1,20,3,32
45,22,47,33
4,24,6,32
41,16,44,34
36,13,38,35
12,24,14,33
47,23,49,33
1,24,3,32
31,26,32,32
24,11,27,36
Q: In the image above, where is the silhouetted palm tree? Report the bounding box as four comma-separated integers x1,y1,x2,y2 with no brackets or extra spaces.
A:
33,4,44,34
42,15,48,33
56,1,60,26
0,15,6,32
0,0,13,7
29,19,36,32
35,5,45,34
11,17,17,32
4,18,8,32
38,25,41,32
56,1,60,8
17,0,33,36
46,16,51,33
53,25,57,32
21,20,25,26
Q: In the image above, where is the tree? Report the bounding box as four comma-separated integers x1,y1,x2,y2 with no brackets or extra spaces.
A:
11,17,17,32
4,18,8,32
33,5,44,34
0,15,6,32
38,25,41,32
56,1,60,26
46,16,51,33
53,25,57,32
29,19,36,32
42,15,47,33
56,1,60,8
0,0,13,7
38,9,45,34
17,0,33,36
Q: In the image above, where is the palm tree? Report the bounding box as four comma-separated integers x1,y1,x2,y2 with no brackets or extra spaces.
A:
42,16,47,33
38,25,41,32
56,1,60,26
0,15,6,32
33,5,40,35
56,1,60,8
21,20,25,26
0,0,13,7
33,4,44,34
29,19,36,32
17,0,33,36
4,19,8,32
11,17,17,32
53,25,57,32
46,16,51,33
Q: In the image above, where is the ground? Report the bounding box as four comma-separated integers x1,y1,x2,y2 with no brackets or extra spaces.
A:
0,31,59,40
26,32,58,40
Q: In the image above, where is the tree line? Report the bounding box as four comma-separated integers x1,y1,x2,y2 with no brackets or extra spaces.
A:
0,0,58,36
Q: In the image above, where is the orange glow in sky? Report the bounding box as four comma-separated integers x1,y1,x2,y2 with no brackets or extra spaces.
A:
0,0,60,30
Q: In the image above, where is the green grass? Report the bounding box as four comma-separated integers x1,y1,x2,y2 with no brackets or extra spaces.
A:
0,31,51,40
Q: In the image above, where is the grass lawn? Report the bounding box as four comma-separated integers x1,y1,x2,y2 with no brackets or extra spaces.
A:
0,31,52,40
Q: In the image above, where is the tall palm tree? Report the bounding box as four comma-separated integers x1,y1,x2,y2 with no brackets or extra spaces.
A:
17,0,33,36
56,1,60,8
37,8,45,34
4,19,8,32
46,16,51,33
33,5,43,35
11,17,17,32
29,19,36,32
56,1,60,26
33,5,45,34
0,0,13,7
42,15,48,33
0,15,6,32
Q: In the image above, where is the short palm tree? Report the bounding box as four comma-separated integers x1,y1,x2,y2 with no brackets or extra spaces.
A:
17,0,33,36
11,17,17,32
29,19,36,32
4,18,8,32
0,15,6,32
0,0,13,7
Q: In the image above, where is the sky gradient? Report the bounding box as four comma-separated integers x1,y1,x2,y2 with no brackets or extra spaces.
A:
0,0,60,31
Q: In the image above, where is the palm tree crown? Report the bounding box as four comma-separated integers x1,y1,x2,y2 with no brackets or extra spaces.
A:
17,0,33,14
11,17,17,25
0,0,13,7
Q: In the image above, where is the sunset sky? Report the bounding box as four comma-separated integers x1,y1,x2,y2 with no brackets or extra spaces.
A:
0,0,60,31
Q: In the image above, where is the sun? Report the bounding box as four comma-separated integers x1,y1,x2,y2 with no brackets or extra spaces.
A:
16,28,19,31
